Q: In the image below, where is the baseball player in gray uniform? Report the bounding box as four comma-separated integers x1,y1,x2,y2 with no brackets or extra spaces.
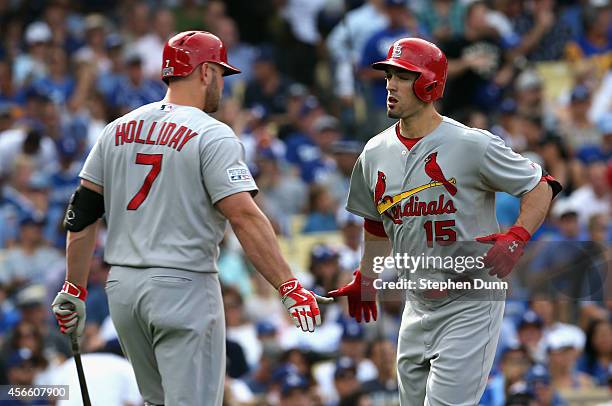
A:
328,38,561,405
50,31,331,406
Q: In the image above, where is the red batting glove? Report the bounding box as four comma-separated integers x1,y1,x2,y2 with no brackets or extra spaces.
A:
279,279,331,332
476,226,531,278
328,270,377,323
51,281,88,336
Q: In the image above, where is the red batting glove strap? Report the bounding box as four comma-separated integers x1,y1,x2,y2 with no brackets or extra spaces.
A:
278,278,299,297
61,281,88,301
507,225,531,242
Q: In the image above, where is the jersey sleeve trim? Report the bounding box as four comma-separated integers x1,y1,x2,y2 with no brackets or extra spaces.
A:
79,172,104,187
364,219,387,237
210,186,259,206
345,206,382,222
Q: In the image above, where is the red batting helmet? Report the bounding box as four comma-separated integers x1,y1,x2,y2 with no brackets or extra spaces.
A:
372,38,447,103
161,31,240,83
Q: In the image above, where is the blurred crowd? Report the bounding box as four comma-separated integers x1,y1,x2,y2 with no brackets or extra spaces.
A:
0,0,610,405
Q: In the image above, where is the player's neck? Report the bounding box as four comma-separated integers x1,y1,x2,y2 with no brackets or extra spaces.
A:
398,107,443,139
164,87,205,111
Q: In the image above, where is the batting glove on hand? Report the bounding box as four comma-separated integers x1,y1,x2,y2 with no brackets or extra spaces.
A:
476,226,531,278
51,281,88,337
279,279,332,332
327,270,377,323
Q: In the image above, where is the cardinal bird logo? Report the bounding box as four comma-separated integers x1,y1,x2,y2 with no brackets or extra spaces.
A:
424,152,457,196
375,171,387,204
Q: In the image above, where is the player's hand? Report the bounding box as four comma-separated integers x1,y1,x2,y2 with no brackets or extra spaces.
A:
328,270,377,323
476,226,531,278
279,279,332,332
51,281,88,337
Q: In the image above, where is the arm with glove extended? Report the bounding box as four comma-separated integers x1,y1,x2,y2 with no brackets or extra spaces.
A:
52,179,104,336
216,192,332,332
476,181,554,278
327,228,391,323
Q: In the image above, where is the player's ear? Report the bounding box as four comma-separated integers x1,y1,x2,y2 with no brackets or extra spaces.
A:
198,63,208,86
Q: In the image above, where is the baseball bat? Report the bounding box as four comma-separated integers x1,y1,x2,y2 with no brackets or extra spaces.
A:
59,304,92,406
70,333,91,406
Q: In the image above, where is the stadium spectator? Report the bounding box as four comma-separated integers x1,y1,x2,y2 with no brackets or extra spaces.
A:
286,114,339,184
13,22,52,87
133,8,176,79
417,0,465,43
334,356,361,404
560,85,602,152
525,364,567,406
73,14,111,75
215,16,257,97
107,51,165,115
481,345,531,406
303,184,339,233
441,1,513,115
243,45,294,118
362,338,399,405
0,216,62,290
223,285,261,370
547,331,595,390
566,160,610,225
326,0,388,102
308,244,341,295
319,140,363,206
51,350,142,406
517,310,546,364
577,319,612,386
279,371,311,406
565,3,612,71
279,0,326,87
335,209,364,273
511,0,573,62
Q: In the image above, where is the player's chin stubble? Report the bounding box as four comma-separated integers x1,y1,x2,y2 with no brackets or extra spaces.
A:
204,76,221,113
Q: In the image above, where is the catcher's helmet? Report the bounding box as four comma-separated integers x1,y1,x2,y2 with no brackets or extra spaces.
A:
161,31,240,84
372,38,447,103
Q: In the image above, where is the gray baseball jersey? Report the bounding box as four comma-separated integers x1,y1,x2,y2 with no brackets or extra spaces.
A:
347,116,542,405
80,101,258,273
347,116,541,278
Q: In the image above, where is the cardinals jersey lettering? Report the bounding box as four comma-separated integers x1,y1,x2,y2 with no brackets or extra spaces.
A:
80,102,258,272
347,116,541,282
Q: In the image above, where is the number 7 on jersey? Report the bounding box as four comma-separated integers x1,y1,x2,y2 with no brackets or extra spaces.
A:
127,153,163,210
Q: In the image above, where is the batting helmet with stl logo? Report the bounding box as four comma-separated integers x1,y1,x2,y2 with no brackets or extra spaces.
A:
372,38,447,103
161,31,241,84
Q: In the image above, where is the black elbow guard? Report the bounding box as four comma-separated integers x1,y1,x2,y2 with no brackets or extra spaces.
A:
63,185,105,232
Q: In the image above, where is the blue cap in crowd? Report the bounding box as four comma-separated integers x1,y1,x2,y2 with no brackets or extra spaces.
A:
280,372,309,396
526,364,551,387
6,349,34,369
254,45,276,64
334,356,357,379
517,310,543,330
272,363,299,383
341,320,364,341
310,244,339,264
385,0,407,7
499,98,517,115
256,321,277,336
56,136,79,158
570,85,590,103
19,215,46,228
